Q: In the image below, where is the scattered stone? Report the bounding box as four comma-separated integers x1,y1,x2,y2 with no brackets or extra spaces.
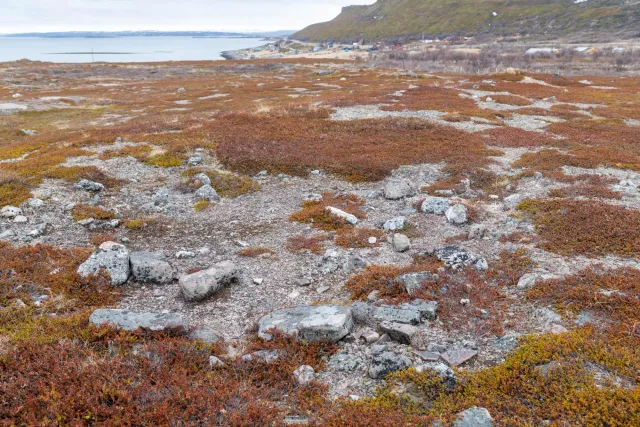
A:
421,197,450,215
441,349,478,367
13,215,28,223
368,236,377,244
130,251,173,284
1,206,22,218
258,305,354,342
343,252,369,272
391,233,410,252
445,204,468,224
76,179,104,192
399,300,438,321
434,247,477,269
0,230,14,240
253,277,264,285
187,155,202,166
383,179,415,200
195,184,221,201
21,129,37,136
27,198,45,208
154,188,170,206
316,286,330,294
382,216,406,232
475,258,489,271
177,87,186,93
179,261,242,302
77,241,131,286
283,416,309,425
326,206,358,225
369,350,412,379
379,320,418,344
89,309,188,333
453,407,495,427
293,365,315,386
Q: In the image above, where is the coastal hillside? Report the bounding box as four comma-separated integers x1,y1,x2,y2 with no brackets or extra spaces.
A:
292,0,640,42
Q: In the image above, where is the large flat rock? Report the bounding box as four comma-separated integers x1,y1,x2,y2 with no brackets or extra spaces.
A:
258,305,354,342
89,309,188,333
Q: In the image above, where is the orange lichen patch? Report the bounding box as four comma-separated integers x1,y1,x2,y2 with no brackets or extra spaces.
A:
335,228,385,249
286,234,330,255
489,95,533,106
214,113,496,182
518,199,640,258
238,247,276,257
290,192,366,231
527,267,640,327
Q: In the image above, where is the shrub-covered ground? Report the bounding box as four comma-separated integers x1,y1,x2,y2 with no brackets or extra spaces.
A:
1,59,639,424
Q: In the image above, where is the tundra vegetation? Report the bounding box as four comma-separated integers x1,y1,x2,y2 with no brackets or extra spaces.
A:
0,58,639,425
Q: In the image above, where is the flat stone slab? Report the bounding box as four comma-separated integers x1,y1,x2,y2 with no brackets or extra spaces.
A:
258,305,354,342
441,349,478,367
89,309,188,333
351,302,421,325
379,320,418,344
413,351,441,362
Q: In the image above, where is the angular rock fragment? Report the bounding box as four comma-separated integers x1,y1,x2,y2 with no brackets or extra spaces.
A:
326,206,358,225
379,320,418,344
445,204,468,224
195,184,221,201
76,179,104,192
369,349,412,379
441,349,478,367
383,179,415,200
351,302,421,325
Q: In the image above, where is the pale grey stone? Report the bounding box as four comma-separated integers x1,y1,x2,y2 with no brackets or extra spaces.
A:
195,184,220,201
76,179,104,192
258,305,354,342
1,206,22,218
89,309,188,333
179,261,241,302
445,204,468,224
292,365,315,386
392,233,410,252
351,302,421,325
326,206,358,225
503,194,522,210
383,179,415,200
379,320,418,344
77,241,130,286
383,216,406,232
396,272,435,295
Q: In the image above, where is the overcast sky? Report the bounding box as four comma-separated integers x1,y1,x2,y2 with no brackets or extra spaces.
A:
0,0,374,34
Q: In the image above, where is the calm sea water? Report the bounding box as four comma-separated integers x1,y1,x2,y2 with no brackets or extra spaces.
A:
0,36,264,63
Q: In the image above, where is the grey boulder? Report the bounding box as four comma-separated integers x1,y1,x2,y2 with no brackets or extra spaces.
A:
89,309,188,333
179,261,241,302
421,197,450,215
383,179,415,200
130,251,173,284
258,305,354,342
76,179,105,192
396,272,435,295
383,216,406,232
379,320,418,344
369,349,412,379
391,233,410,252
445,204,468,224
77,241,130,286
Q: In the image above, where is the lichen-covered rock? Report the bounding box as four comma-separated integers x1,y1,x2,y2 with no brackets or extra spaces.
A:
77,241,130,286
396,272,435,295
195,184,220,201
292,365,315,386
379,320,418,344
383,216,406,232
421,197,450,215
258,305,354,342
383,179,415,200
130,251,173,284
453,407,495,427
89,309,188,333
445,204,468,224
368,348,412,379
179,261,241,302
1,206,22,218
351,302,421,325
76,179,105,192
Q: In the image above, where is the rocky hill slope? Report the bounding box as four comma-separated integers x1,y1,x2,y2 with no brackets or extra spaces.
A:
292,0,640,42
